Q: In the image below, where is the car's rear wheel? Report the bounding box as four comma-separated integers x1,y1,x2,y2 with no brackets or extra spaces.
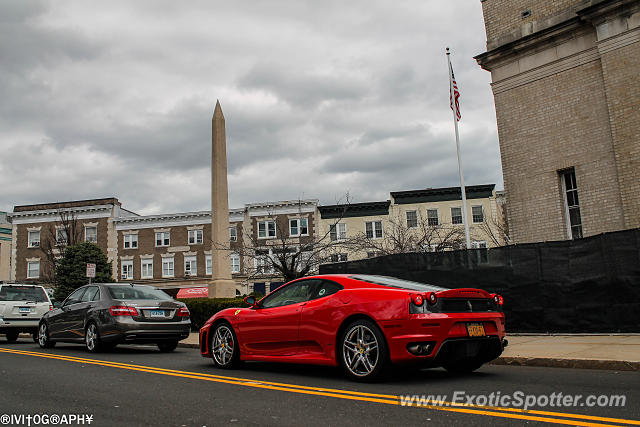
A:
5,331,19,343
38,323,56,348
339,319,388,382
157,341,179,353
85,322,103,353
210,323,240,369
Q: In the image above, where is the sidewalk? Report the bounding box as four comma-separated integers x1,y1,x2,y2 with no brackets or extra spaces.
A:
180,333,640,371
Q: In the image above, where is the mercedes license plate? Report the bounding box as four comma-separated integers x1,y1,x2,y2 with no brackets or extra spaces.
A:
466,323,485,337
150,310,165,318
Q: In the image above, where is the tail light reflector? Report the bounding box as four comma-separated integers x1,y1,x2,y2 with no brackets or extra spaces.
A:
426,292,437,305
177,307,190,317
109,306,138,316
411,294,424,306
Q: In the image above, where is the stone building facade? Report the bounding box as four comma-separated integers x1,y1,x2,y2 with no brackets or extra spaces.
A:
475,0,640,243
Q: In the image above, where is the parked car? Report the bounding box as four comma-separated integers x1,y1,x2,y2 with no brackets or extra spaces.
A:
38,283,190,352
199,274,507,381
0,284,53,342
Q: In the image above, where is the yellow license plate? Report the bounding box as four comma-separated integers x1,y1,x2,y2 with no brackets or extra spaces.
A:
467,323,485,337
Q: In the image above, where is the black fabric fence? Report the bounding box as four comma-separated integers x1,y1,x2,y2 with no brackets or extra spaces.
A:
319,228,640,333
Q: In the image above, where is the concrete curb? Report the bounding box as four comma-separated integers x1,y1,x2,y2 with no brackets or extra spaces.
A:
492,356,640,372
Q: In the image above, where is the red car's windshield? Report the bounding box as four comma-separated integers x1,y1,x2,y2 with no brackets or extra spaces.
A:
349,275,448,292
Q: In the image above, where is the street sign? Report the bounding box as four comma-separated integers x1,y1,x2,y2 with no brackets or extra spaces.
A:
86,263,96,278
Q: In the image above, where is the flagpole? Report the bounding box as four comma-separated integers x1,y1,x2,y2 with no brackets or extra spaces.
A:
447,47,471,249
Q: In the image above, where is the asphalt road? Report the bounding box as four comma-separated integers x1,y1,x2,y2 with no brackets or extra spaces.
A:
0,338,638,427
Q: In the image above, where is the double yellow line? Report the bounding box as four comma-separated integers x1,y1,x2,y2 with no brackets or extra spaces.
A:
1,347,638,426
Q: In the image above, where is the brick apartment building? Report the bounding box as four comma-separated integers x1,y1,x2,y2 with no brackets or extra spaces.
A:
0,212,11,282
318,184,504,262
7,185,503,296
475,0,640,243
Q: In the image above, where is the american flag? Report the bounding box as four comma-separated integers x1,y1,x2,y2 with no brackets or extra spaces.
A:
449,62,461,121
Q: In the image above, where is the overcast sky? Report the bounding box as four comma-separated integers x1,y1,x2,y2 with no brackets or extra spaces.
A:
0,0,501,215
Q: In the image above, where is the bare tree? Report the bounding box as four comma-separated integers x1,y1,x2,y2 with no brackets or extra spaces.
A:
346,212,467,256
475,207,510,247
213,197,352,283
40,210,83,283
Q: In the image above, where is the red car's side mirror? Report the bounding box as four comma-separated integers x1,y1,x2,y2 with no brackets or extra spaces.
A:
244,296,259,308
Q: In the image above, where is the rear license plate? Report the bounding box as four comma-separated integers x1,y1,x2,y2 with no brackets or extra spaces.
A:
467,323,485,337
19,307,31,313
150,310,165,318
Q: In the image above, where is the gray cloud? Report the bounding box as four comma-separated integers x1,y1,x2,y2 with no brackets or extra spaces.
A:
0,0,502,215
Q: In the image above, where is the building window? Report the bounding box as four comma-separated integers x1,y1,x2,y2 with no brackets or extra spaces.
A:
155,231,170,247
123,234,138,249
365,221,383,239
451,207,463,225
366,251,381,258
258,220,276,239
27,261,40,279
56,228,68,245
427,209,439,226
289,218,309,237
330,253,348,262
230,253,240,273
162,257,174,278
560,169,583,239
121,260,133,280
141,259,153,279
229,226,237,242
254,253,274,274
28,231,41,248
471,241,487,249
184,255,197,276
472,206,484,223
188,229,203,245
206,255,212,275
84,226,97,243
330,223,347,241
406,211,417,228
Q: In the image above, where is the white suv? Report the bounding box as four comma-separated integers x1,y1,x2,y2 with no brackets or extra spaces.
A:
0,284,53,342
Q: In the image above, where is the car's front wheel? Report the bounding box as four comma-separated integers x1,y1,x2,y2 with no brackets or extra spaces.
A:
85,322,103,353
38,323,56,348
157,341,179,353
5,331,19,343
339,319,388,382
210,323,240,369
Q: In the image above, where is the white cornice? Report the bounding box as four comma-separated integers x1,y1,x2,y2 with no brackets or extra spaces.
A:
247,200,318,217
9,205,115,224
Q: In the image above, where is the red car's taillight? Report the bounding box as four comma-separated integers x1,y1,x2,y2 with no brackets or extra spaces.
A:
177,307,190,317
426,292,437,305
411,294,424,306
109,306,138,316
493,294,504,306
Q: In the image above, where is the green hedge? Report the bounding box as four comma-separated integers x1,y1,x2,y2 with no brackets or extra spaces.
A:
178,298,246,331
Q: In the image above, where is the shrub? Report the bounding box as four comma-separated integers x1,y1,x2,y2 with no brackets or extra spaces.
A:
178,297,246,331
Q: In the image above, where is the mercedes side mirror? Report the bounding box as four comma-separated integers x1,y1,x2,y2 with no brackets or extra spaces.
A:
244,296,258,308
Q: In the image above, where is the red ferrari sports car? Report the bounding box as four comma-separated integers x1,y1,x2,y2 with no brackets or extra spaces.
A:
199,274,506,381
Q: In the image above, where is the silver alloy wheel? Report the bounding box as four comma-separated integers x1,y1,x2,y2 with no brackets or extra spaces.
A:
212,325,234,366
85,324,97,351
342,324,379,377
38,323,47,347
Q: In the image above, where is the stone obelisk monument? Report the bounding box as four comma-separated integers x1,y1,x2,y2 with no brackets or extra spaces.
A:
208,100,236,298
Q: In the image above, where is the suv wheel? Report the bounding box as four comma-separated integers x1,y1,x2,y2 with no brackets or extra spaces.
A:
6,331,19,343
